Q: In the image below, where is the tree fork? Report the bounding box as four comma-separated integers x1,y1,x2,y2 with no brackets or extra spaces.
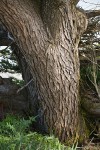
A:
0,0,87,142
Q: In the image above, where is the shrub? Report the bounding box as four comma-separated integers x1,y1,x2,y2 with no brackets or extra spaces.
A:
0,115,77,150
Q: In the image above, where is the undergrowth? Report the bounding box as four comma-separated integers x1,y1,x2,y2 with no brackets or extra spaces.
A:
0,115,77,150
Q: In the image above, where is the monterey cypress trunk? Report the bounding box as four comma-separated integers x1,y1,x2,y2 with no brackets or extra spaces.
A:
0,0,87,142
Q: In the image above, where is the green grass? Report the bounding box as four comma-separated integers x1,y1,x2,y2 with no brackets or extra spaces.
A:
0,115,77,150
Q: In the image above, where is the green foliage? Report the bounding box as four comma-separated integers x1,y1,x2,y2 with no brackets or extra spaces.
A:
0,47,20,73
0,115,77,150
11,77,25,87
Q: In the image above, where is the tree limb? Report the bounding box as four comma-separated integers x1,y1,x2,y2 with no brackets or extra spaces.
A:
71,0,80,5
86,10,100,18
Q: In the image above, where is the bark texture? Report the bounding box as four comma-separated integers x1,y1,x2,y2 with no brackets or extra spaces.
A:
11,44,40,117
0,0,87,142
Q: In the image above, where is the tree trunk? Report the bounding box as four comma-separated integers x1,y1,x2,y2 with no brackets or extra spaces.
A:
0,27,44,131
11,44,40,117
0,0,87,142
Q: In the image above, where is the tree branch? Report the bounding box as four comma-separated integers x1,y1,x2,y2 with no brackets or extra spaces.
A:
71,0,80,5
86,10,100,18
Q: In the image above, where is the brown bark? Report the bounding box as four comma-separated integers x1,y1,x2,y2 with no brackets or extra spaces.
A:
11,44,40,117
0,28,41,128
0,0,87,142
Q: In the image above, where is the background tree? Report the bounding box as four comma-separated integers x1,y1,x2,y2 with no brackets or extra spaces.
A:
79,14,100,118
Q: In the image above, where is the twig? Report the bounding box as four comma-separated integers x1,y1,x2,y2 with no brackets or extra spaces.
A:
81,53,100,68
17,79,33,93
88,137,94,146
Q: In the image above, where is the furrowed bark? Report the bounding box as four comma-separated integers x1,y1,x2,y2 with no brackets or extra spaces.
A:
41,0,88,141
11,44,40,117
0,0,50,131
0,0,87,142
